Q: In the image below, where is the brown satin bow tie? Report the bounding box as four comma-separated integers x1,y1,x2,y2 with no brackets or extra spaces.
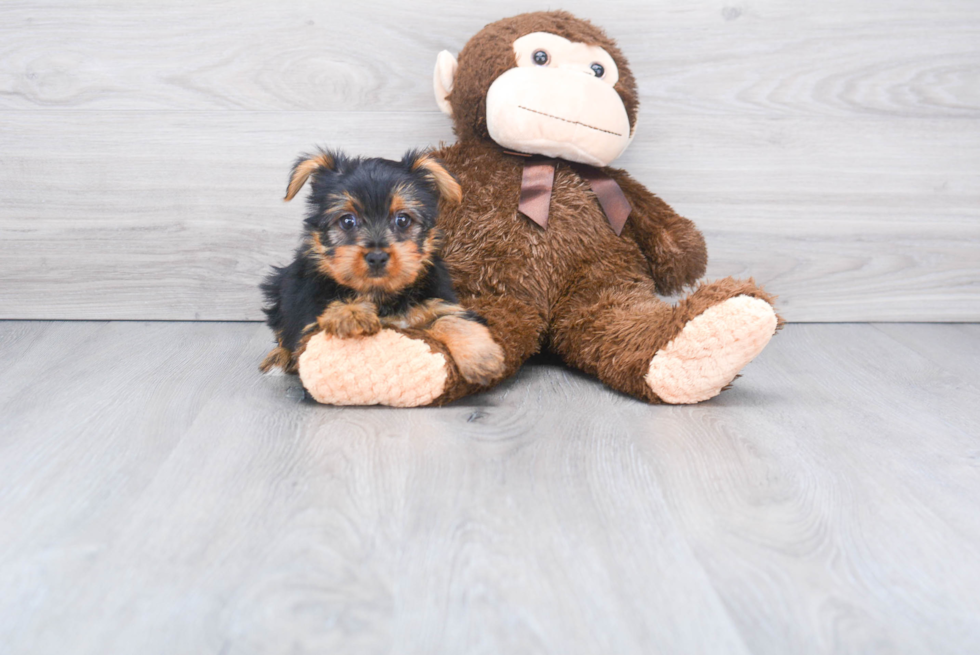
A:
516,156,632,235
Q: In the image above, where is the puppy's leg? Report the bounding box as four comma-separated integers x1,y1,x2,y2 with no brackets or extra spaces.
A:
427,314,505,386
259,345,295,374
377,299,448,330
317,300,381,339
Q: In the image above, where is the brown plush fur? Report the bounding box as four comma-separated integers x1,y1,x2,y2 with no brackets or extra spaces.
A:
447,11,639,142
417,11,780,404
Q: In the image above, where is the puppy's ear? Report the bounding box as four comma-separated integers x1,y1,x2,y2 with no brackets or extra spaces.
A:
284,150,337,202
404,150,462,206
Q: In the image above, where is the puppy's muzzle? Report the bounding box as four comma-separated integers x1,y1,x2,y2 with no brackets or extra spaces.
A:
364,250,389,275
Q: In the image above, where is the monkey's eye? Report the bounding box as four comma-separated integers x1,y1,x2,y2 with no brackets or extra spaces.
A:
533,50,549,66
590,63,605,78
338,214,357,231
393,212,412,229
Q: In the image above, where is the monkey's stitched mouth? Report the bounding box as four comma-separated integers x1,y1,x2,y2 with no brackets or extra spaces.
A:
517,105,624,137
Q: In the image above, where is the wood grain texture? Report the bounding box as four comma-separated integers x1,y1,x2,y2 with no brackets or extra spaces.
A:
1,321,979,654
872,323,980,380
1,112,977,321
0,0,978,321
1,0,977,117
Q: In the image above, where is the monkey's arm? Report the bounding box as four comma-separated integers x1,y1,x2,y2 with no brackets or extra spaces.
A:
606,168,708,296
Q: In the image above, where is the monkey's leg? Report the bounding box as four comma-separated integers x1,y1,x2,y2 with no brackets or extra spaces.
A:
297,294,545,407
550,276,780,404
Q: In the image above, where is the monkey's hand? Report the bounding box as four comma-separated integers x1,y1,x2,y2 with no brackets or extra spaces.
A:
607,168,708,295
317,300,382,339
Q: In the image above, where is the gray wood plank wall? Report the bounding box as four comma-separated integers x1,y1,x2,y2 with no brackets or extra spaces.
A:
1,0,978,321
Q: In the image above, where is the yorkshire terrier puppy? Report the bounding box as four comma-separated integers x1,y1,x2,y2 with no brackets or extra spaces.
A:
260,148,505,387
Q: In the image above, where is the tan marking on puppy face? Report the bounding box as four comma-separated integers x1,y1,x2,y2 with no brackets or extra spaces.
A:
428,316,505,386
318,242,423,294
378,240,426,293
285,152,335,201
389,185,426,217
307,231,329,257
325,192,360,218
411,154,463,205
316,229,441,294
420,229,442,261
319,244,370,287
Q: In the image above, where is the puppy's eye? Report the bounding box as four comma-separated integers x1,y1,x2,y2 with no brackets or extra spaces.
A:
393,212,412,229
533,50,549,66
338,214,357,231
591,63,605,77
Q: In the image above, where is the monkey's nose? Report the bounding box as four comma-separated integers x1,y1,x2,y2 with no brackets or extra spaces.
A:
364,250,389,267
558,63,596,76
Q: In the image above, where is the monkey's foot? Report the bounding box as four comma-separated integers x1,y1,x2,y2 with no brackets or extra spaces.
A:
645,295,777,404
298,329,447,407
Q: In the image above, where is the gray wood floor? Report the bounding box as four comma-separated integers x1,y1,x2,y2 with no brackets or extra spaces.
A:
1,321,979,654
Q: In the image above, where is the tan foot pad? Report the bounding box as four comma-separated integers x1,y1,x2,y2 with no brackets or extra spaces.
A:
298,329,448,407
645,295,777,404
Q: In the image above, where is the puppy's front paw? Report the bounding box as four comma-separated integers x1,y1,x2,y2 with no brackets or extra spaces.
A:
429,316,506,386
318,301,381,339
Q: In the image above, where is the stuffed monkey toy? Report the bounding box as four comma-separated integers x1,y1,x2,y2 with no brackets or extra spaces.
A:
297,10,781,406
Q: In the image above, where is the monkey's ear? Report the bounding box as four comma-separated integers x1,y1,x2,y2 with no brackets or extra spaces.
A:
284,151,336,202
406,151,462,205
433,50,458,117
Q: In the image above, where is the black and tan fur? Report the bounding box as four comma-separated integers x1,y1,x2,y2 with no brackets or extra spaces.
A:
260,149,504,385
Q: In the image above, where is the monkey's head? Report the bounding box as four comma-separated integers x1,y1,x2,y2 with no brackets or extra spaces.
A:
434,11,639,167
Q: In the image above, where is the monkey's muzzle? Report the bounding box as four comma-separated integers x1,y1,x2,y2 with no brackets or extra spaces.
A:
485,67,632,167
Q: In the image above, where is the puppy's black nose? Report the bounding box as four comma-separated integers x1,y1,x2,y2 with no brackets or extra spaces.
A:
364,250,389,268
